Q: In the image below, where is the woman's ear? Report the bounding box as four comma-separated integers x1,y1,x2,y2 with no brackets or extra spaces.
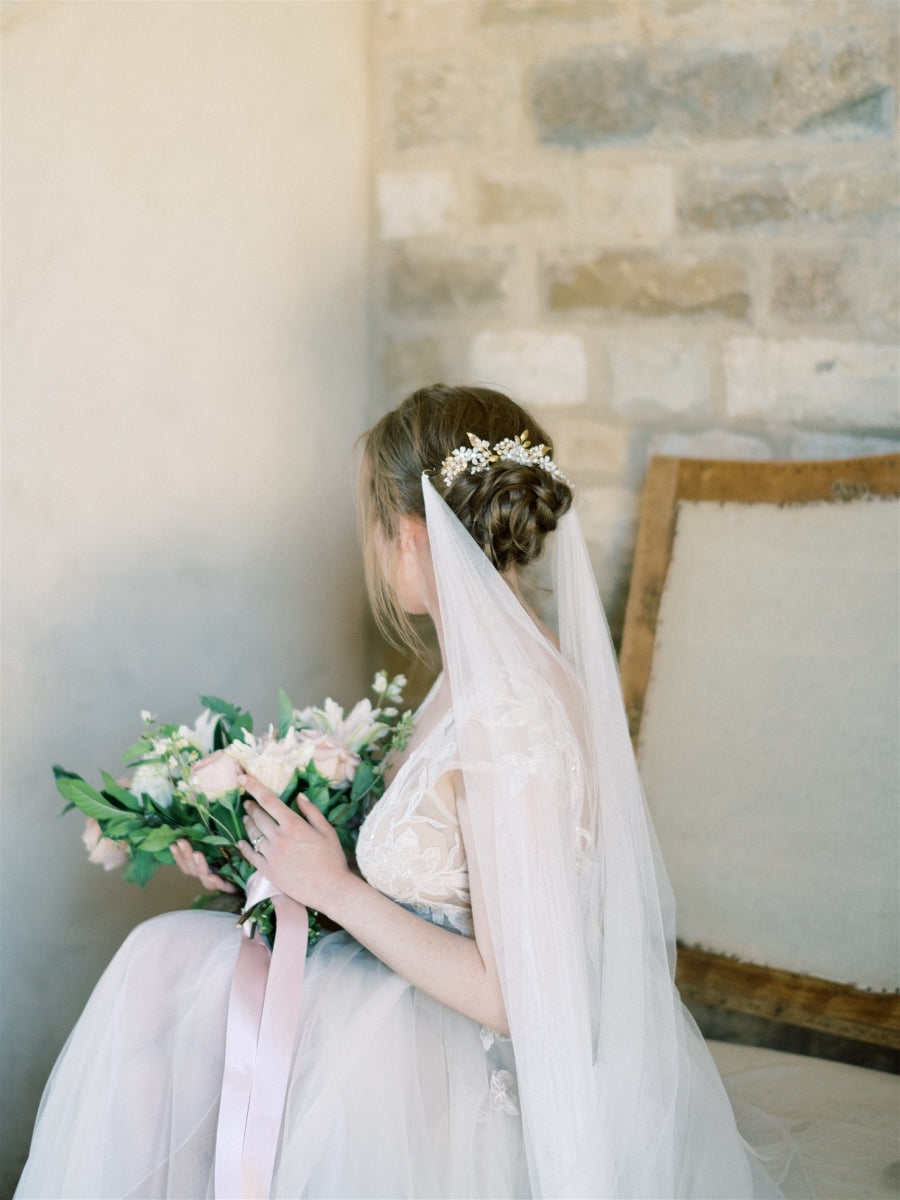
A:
398,513,428,552
393,513,434,617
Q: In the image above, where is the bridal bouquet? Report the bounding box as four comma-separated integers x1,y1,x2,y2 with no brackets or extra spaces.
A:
55,673,412,946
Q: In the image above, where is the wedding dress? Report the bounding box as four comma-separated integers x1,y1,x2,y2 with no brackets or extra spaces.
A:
14,688,529,1200
16,479,810,1200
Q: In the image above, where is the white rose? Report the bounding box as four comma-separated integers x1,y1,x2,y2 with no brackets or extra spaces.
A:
130,761,175,808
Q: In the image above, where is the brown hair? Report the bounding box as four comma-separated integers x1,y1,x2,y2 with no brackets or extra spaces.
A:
358,383,573,651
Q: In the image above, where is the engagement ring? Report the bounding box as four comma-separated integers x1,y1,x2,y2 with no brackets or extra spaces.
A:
251,834,264,852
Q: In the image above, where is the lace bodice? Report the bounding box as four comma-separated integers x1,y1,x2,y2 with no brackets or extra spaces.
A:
356,699,473,937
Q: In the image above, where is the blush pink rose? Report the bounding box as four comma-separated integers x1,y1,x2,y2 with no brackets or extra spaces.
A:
190,750,243,799
81,818,129,871
223,727,360,795
298,731,360,786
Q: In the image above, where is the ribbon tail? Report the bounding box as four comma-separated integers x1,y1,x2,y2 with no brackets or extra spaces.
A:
241,894,309,1198
214,871,310,1200
215,934,271,1199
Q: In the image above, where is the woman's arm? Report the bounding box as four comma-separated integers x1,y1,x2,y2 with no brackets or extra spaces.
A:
239,771,509,1035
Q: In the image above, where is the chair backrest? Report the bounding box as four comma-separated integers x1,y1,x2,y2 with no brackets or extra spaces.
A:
619,454,900,1049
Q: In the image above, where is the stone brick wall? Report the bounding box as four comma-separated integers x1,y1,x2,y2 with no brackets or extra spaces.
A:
371,0,899,637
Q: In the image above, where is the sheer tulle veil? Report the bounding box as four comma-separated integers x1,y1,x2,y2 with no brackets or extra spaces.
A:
422,474,806,1200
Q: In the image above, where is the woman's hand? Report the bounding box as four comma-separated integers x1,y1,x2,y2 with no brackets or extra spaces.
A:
238,772,351,912
239,768,508,1032
171,839,238,893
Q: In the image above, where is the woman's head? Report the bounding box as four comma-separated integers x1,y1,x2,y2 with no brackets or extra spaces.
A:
359,383,573,649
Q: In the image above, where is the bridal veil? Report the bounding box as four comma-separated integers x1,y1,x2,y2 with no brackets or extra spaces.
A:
423,474,808,1199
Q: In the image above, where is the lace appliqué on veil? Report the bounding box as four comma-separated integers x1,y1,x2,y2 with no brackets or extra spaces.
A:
454,672,592,858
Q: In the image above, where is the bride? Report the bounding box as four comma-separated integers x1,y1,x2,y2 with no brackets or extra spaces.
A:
16,384,810,1199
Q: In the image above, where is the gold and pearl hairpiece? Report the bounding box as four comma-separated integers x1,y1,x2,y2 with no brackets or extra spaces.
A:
438,431,570,488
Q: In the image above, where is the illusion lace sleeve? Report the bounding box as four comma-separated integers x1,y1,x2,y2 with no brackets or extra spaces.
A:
356,711,473,936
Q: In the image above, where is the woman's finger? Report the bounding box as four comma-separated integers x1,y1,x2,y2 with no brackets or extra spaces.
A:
170,839,237,893
243,799,281,839
190,850,217,889
295,793,332,835
236,838,265,869
192,850,213,875
171,840,192,872
238,772,289,821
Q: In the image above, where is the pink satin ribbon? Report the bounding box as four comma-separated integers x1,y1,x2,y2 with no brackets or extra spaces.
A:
215,872,309,1199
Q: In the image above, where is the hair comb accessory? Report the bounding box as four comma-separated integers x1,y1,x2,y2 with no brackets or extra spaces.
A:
439,430,570,488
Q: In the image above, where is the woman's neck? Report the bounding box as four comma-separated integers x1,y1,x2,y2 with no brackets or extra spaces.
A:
428,567,560,666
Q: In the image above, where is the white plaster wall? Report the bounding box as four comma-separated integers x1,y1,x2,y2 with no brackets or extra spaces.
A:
0,2,372,1189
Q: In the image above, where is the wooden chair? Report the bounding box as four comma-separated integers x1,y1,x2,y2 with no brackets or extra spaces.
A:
619,454,900,1200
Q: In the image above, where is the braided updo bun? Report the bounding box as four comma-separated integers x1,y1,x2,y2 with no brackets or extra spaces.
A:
359,383,573,648
443,460,570,573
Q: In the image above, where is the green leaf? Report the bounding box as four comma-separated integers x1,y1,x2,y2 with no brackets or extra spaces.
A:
303,763,330,789
277,688,294,739
207,791,242,816
200,696,253,739
100,772,142,811
180,824,211,840
52,764,83,783
301,767,331,810
305,784,330,814
122,737,155,765
207,800,244,842
350,762,376,803
278,770,301,803
327,802,353,827
102,816,143,839
124,850,159,887
138,826,180,853
199,694,241,720
304,773,329,798
145,796,176,821
55,776,125,822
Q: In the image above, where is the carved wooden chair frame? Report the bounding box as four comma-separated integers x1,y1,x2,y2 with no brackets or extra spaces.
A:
619,454,900,1051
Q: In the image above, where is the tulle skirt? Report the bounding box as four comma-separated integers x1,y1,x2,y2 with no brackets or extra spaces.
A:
14,910,529,1199
15,910,807,1200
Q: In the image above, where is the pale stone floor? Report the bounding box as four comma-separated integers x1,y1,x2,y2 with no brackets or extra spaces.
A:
710,1041,900,1200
